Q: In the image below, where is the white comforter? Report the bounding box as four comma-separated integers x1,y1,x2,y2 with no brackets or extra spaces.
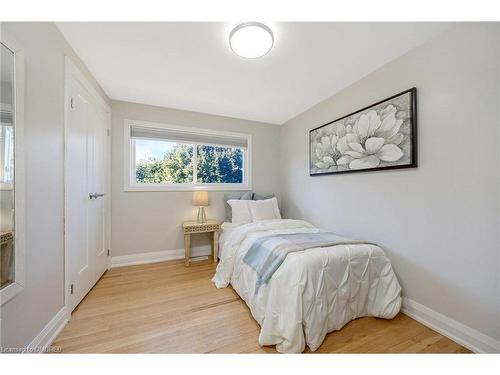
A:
212,219,402,353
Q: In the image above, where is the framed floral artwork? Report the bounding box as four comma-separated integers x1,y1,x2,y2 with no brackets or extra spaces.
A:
309,88,417,175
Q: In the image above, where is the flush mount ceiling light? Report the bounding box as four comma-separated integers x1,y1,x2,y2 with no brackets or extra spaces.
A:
229,22,274,58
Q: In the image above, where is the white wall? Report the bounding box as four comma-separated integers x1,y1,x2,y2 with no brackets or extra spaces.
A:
111,101,280,257
0,22,108,348
279,23,500,342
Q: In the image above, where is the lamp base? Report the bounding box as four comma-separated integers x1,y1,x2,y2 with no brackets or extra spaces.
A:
197,207,207,223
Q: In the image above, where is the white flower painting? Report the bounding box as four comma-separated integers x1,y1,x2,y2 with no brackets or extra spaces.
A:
310,89,417,175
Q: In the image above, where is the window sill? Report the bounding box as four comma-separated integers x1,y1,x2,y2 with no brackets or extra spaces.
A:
124,184,252,192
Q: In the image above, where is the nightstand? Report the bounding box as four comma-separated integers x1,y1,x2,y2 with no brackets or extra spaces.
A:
182,220,220,267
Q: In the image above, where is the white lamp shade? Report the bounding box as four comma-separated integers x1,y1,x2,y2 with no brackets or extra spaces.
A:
192,191,209,207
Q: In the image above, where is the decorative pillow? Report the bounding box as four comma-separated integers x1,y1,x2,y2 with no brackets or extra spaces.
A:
248,199,277,221
253,193,275,201
227,199,252,224
224,191,253,221
248,197,281,221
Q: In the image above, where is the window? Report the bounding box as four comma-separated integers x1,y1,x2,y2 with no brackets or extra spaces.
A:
124,120,252,191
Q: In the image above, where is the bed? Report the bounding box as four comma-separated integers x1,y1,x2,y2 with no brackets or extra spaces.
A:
212,219,402,353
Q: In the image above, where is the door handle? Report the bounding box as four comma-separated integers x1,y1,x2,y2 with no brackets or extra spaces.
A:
89,192,105,199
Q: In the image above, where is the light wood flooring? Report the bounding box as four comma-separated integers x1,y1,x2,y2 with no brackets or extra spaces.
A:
53,260,471,353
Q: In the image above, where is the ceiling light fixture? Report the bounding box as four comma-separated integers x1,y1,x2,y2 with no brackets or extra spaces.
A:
229,22,274,58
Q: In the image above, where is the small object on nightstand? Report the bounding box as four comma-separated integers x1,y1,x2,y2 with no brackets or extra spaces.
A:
182,220,220,267
192,191,209,223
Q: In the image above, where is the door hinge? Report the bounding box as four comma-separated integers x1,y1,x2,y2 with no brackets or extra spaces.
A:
107,249,110,256
70,97,74,109
106,129,110,136
70,284,74,294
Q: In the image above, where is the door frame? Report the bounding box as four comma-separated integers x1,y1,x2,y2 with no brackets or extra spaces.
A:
63,57,111,320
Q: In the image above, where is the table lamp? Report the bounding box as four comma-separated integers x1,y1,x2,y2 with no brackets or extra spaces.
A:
192,191,209,223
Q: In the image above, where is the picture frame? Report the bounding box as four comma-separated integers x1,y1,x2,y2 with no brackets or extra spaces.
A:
309,87,417,176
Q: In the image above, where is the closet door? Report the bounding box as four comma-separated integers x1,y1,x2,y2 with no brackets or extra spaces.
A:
66,71,110,313
88,103,109,282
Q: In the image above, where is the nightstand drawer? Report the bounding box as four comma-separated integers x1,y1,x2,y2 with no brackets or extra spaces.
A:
182,220,220,266
183,223,220,234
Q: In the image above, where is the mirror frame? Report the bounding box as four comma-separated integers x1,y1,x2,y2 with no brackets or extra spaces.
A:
0,31,25,306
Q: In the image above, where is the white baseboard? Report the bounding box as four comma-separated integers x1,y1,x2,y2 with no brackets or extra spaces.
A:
110,246,212,268
27,306,68,352
401,297,500,353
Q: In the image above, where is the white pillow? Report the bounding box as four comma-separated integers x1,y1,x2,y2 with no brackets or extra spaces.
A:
248,197,282,221
227,199,252,224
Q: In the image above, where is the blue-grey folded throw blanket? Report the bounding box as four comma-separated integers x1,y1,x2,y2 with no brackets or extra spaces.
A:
243,232,372,292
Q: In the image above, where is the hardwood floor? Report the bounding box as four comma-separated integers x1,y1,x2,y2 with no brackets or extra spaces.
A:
53,260,471,353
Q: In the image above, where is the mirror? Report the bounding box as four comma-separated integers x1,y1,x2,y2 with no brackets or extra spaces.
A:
1,42,15,289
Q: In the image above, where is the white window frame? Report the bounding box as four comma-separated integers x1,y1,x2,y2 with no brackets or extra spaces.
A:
0,34,26,305
123,119,252,191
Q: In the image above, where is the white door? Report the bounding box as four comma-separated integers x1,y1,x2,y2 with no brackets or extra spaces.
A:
66,72,110,312
88,101,109,282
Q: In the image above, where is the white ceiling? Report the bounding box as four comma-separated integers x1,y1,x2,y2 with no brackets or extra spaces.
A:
57,22,451,124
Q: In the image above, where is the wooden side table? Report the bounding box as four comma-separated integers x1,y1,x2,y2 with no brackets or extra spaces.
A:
182,220,220,267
